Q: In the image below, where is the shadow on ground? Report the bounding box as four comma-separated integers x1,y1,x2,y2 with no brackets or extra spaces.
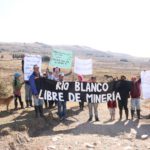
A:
0,106,149,139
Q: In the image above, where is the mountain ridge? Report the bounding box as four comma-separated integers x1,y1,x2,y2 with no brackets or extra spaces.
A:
0,42,146,60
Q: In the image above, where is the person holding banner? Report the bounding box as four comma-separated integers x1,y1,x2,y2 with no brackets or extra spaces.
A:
77,75,85,110
23,55,42,108
130,76,141,120
57,72,67,120
29,65,44,118
50,67,72,107
51,67,72,81
116,75,131,120
88,76,99,122
43,71,53,109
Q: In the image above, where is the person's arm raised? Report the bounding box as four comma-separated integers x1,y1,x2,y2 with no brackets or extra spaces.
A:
64,70,72,76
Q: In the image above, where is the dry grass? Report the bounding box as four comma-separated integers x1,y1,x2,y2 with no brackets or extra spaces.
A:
0,53,150,150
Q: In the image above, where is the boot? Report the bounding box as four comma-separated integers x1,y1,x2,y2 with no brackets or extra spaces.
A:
95,116,99,121
34,106,39,118
26,100,29,108
44,100,48,109
39,106,44,117
49,101,53,109
21,102,24,109
29,100,33,107
131,110,135,120
137,110,141,119
88,116,92,122
119,109,122,120
15,101,18,110
125,109,129,120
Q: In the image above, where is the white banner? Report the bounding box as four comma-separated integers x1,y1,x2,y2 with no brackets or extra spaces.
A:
74,57,92,75
24,55,42,81
141,70,150,99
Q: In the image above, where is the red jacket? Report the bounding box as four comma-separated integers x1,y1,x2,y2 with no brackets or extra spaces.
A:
107,100,117,108
130,79,141,98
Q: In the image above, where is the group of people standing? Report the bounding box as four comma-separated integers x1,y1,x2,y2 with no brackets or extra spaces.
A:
12,59,142,122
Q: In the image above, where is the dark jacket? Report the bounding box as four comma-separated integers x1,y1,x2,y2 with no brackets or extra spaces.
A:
130,79,141,98
116,80,131,100
107,100,117,108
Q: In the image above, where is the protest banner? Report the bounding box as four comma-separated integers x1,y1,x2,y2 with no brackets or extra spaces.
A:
141,70,150,99
49,49,73,69
24,55,42,80
36,78,121,103
74,57,92,75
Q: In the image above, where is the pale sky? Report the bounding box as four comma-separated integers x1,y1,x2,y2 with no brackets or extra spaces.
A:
0,0,150,57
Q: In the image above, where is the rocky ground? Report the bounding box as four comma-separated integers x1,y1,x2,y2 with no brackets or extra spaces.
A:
0,100,149,150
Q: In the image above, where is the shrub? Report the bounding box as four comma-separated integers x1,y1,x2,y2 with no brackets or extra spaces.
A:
120,59,128,62
42,56,50,62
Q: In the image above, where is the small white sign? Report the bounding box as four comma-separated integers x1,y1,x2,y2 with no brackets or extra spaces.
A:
141,70,150,99
24,54,42,80
74,57,92,75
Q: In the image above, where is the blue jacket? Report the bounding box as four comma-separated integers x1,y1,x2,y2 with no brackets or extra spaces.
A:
29,72,38,95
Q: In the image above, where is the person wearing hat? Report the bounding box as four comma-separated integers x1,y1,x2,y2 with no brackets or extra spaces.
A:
13,72,24,109
57,72,67,120
29,65,44,118
130,76,141,120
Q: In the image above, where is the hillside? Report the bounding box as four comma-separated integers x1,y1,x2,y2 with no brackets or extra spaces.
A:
0,42,150,80
0,42,136,60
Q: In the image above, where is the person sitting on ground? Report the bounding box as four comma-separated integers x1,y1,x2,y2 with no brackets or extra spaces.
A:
88,76,99,122
130,75,141,120
13,73,24,110
116,75,131,120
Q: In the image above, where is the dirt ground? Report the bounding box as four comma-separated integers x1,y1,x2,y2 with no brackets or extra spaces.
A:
0,54,150,150
0,100,149,150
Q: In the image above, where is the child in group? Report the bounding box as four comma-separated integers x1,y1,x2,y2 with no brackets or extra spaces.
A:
13,72,24,110
107,99,117,121
107,77,117,121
